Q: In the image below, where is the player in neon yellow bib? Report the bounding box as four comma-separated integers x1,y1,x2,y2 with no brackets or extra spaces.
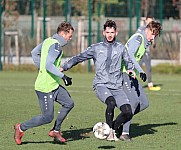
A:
120,21,162,141
14,22,74,145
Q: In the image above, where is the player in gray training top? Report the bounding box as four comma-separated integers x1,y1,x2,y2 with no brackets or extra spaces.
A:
120,21,162,141
61,20,136,141
14,22,74,145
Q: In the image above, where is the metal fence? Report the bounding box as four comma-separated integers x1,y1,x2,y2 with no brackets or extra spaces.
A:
0,0,181,69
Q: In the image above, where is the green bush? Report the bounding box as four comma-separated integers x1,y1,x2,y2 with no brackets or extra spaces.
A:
2,63,181,74
152,63,181,74
2,64,38,72
2,63,93,73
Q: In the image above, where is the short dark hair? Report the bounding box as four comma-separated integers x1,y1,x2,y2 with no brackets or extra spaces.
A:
103,19,117,30
57,22,74,33
146,16,154,20
146,21,162,36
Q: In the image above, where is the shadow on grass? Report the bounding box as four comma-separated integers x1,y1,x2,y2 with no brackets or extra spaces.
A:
21,127,93,145
22,140,67,145
98,146,116,149
130,122,177,138
62,127,93,141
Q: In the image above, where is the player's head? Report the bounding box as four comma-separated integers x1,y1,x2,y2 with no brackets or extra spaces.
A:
145,21,161,41
57,22,74,42
103,19,118,43
145,16,154,25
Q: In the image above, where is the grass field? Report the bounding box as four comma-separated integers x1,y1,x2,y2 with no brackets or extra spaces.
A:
0,71,180,150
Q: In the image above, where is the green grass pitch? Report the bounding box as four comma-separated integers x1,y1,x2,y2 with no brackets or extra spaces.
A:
0,71,180,150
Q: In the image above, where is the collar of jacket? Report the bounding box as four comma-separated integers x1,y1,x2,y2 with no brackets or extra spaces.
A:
52,33,67,47
137,29,150,45
103,38,117,46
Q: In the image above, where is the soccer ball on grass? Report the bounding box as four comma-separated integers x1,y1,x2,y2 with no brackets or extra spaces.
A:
93,122,110,139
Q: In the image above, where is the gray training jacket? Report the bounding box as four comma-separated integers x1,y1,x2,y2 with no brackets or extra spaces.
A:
62,39,134,89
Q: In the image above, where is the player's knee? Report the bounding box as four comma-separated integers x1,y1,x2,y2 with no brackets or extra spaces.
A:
42,114,54,124
144,101,149,108
105,96,116,110
69,101,74,109
120,104,133,121
65,100,74,110
141,100,149,111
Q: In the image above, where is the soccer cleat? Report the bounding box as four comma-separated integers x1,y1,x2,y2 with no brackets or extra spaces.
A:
119,134,131,142
106,128,119,141
148,86,161,91
49,130,67,143
14,123,24,145
112,129,119,141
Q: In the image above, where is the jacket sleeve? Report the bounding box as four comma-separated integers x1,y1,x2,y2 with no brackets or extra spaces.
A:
31,43,42,68
122,46,135,70
46,43,64,78
127,36,145,73
62,46,94,71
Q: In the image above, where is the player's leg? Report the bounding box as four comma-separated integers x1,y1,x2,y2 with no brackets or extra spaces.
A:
122,73,140,109
21,91,55,130
119,73,140,141
113,88,133,141
144,51,153,88
94,85,114,128
137,81,149,112
14,91,54,145
94,85,118,141
49,85,74,142
105,96,116,128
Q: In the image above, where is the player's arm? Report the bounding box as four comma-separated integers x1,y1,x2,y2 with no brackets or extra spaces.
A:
46,43,72,86
128,36,147,82
61,46,94,71
31,43,42,68
127,36,145,73
122,46,136,78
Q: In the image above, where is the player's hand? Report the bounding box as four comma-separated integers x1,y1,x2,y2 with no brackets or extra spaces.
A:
62,75,72,86
127,70,136,79
140,72,147,82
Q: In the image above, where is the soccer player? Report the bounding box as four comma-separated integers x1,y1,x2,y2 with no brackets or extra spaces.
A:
120,21,162,141
60,20,136,141
138,16,160,91
14,22,74,145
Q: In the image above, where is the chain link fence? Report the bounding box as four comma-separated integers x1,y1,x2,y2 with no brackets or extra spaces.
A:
1,0,181,65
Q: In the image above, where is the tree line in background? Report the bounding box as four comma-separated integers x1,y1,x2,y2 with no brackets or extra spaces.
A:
1,0,181,19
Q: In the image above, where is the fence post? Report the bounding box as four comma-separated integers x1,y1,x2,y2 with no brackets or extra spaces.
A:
31,0,35,39
43,0,46,40
64,0,71,22
97,0,101,42
0,0,2,71
159,0,163,24
129,0,133,37
88,0,92,72
136,0,140,29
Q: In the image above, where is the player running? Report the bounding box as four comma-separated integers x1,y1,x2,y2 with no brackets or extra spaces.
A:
14,22,74,145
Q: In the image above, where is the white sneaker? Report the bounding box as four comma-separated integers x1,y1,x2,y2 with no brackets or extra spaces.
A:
112,129,119,141
148,82,153,88
106,128,119,141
